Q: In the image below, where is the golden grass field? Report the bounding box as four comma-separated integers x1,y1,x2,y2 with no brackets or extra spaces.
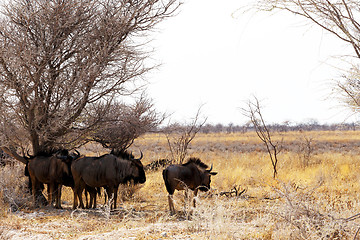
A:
1,130,360,239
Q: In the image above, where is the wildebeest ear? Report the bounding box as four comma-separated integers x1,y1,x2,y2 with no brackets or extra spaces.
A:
210,172,218,175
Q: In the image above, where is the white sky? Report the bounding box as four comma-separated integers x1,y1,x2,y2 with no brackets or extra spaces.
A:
146,0,358,125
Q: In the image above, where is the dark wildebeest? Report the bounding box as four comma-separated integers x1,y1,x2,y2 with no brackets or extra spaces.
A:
27,149,80,208
71,150,145,210
162,157,217,215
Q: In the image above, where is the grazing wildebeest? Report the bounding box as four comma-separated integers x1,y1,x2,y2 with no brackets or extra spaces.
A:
162,157,217,215
71,150,145,210
27,149,80,208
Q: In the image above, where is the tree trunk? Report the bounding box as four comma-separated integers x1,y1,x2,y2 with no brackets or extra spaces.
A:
1,147,27,164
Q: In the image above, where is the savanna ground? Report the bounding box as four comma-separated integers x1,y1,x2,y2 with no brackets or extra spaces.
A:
1,130,360,239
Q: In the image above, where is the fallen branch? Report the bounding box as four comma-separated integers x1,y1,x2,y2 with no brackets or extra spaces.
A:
218,185,246,197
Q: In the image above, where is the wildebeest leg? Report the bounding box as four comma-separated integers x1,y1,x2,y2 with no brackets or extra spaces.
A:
105,186,115,210
77,185,85,208
34,183,48,207
104,187,109,205
84,186,94,208
113,186,119,210
168,194,175,215
49,183,57,207
53,183,58,208
85,186,97,209
30,175,46,208
47,184,52,205
73,181,85,209
55,184,62,209
193,189,198,208
88,190,93,209
30,176,39,208
92,188,97,209
85,187,89,208
72,188,78,209
47,184,51,206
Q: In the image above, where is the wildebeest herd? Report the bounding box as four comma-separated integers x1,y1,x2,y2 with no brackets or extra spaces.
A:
19,148,217,214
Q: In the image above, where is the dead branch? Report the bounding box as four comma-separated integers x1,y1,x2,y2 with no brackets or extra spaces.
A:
218,185,247,198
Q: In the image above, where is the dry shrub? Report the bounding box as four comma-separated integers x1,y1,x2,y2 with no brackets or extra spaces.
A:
295,135,315,168
183,194,276,239
270,182,359,240
185,195,243,239
117,183,144,202
0,163,30,212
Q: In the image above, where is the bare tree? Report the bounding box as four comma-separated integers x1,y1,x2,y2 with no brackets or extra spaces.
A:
164,106,207,164
0,0,180,161
337,66,360,112
242,97,282,178
250,0,360,113
92,95,164,151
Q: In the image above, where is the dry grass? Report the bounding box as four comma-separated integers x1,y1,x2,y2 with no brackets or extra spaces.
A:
1,130,360,239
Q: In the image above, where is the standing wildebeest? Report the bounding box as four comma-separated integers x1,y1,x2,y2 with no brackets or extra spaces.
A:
27,149,80,208
162,157,217,215
71,150,145,210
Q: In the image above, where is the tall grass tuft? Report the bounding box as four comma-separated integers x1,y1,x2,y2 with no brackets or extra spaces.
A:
0,163,31,213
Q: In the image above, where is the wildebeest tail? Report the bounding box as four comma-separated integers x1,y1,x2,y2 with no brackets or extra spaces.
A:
24,162,29,176
162,168,173,194
24,162,32,191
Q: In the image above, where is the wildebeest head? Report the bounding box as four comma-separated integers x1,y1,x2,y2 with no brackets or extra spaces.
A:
111,149,146,184
56,149,81,163
55,149,80,186
182,158,217,192
197,163,218,191
130,157,146,184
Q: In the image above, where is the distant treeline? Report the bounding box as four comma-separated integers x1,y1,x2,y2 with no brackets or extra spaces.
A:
156,120,360,134
198,122,359,133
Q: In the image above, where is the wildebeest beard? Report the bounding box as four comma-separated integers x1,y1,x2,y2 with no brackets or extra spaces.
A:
133,173,146,184
122,172,146,184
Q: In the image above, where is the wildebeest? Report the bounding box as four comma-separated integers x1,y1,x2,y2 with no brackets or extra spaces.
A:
162,157,217,215
71,150,145,210
27,149,80,208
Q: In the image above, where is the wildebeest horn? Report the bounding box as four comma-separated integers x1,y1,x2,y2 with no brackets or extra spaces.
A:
27,149,34,158
208,164,213,172
73,149,80,159
135,151,143,161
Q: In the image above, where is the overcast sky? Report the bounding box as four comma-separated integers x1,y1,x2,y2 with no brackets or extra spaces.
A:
146,0,357,125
